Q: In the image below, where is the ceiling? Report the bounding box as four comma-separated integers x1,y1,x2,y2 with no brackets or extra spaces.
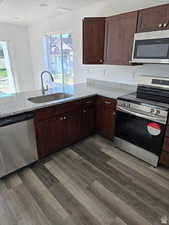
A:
0,0,102,25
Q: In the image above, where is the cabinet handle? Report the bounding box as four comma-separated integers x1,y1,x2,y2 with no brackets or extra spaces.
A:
83,110,87,113
60,117,64,121
99,59,103,63
104,101,111,105
113,112,116,116
163,23,168,28
64,116,67,120
158,23,163,28
86,101,92,104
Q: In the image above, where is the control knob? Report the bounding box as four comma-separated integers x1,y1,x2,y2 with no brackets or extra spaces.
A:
150,108,155,114
155,109,160,115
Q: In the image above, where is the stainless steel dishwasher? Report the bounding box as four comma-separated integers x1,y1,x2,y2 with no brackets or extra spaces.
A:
0,112,38,178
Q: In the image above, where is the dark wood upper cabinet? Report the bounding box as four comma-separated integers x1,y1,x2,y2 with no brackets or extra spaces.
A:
137,4,169,32
104,12,138,65
83,4,169,65
83,17,105,64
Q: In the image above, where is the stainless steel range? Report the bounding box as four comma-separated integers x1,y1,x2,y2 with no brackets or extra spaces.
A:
115,76,169,167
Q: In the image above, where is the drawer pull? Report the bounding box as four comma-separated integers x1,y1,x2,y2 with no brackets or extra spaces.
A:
104,101,111,105
158,23,163,28
86,101,92,104
113,112,116,116
163,23,168,28
64,116,67,120
83,110,87,113
60,117,64,121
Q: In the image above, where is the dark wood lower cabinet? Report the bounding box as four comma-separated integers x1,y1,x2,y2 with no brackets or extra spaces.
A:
35,97,96,158
160,151,169,167
66,109,82,144
96,96,117,139
160,127,169,168
81,106,95,138
35,115,67,158
162,137,169,153
34,96,117,159
34,95,169,170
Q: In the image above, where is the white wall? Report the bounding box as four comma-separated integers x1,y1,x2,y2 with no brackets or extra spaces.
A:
29,0,169,89
0,23,34,92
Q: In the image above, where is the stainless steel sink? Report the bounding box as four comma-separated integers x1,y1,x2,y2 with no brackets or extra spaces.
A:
28,93,73,104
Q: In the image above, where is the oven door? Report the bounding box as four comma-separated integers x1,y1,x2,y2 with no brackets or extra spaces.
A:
116,110,165,156
131,30,169,64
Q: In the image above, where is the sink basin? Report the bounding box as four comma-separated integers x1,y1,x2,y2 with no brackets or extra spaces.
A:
28,93,73,104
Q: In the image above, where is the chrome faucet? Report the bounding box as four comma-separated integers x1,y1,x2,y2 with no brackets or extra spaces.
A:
41,71,54,94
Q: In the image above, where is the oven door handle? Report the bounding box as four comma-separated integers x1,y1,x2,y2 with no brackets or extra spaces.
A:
117,106,166,124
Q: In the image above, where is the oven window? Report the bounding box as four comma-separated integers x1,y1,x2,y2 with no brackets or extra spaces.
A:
134,38,169,59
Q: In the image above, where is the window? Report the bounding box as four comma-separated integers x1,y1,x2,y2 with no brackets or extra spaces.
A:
44,33,74,87
0,41,15,96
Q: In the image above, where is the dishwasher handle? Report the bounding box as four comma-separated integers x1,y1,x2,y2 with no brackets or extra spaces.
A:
0,112,34,127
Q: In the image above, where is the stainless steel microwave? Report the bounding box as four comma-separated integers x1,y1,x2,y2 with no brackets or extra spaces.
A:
131,30,169,64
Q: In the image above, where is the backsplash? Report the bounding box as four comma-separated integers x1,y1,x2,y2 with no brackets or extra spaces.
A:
87,78,137,91
76,64,169,85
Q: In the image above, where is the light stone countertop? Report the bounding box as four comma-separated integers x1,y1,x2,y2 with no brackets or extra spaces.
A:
0,81,137,119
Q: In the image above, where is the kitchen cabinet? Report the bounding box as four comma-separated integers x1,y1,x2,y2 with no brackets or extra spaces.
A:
104,12,138,65
34,97,96,158
83,17,105,64
66,109,82,144
96,96,117,139
80,97,96,138
163,137,169,153
160,151,169,167
81,106,95,138
137,4,169,32
35,115,66,158
83,4,169,66
160,125,169,167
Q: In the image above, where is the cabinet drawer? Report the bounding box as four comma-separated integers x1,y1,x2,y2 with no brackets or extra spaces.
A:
35,99,82,121
97,96,117,109
163,137,169,153
81,96,96,108
160,151,169,167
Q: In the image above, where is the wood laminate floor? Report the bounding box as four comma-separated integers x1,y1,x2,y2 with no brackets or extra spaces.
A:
1,135,169,225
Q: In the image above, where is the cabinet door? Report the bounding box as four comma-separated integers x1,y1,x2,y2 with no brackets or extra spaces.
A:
137,4,169,32
83,17,105,64
104,12,138,65
160,151,169,167
35,115,66,158
81,106,95,138
96,96,117,139
103,106,116,139
165,6,169,30
66,109,82,144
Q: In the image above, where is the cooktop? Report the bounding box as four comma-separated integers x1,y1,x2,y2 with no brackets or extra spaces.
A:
118,92,169,110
